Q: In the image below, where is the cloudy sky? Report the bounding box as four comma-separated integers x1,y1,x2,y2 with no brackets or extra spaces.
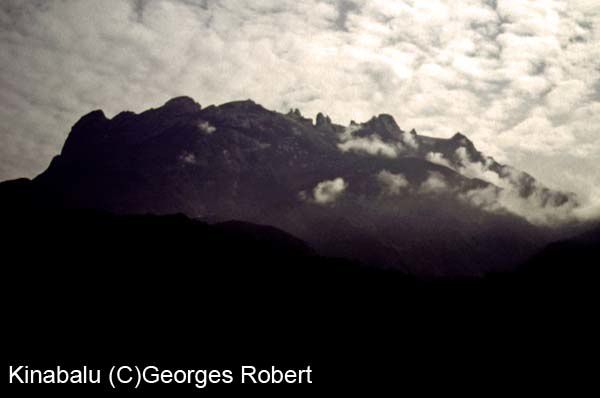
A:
1,0,599,209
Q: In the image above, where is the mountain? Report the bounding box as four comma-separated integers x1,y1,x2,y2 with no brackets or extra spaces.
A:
2,97,596,395
515,223,600,286
3,205,596,396
0,97,581,276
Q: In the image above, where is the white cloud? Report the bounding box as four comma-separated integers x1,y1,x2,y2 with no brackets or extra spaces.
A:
179,151,196,164
311,177,348,204
401,131,419,150
426,152,453,169
337,121,417,157
337,123,404,157
421,145,584,225
574,190,600,221
545,80,589,117
338,135,399,157
197,120,216,135
497,115,576,155
454,147,509,188
459,183,579,226
377,170,409,195
425,148,509,189
420,172,449,194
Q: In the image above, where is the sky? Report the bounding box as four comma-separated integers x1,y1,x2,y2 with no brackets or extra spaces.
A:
0,0,599,211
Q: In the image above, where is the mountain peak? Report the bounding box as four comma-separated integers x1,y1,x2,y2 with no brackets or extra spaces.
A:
287,108,313,125
78,109,108,123
450,132,478,151
162,96,202,114
226,99,257,106
61,110,109,157
375,113,397,123
217,99,269,113
357,114,402,141
315,112,334,131
451,132,470,142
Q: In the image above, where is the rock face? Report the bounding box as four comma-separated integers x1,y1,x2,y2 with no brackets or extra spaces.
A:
1,97,580,276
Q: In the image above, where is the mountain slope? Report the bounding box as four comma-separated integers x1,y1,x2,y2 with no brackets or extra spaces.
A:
0,97,580,276
515,223,600,285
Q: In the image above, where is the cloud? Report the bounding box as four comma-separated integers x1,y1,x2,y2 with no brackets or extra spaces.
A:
496,114,576,155
454,147,509,188
338,135,399,157
197,120,216,135
574,191,600,221
425,148,507,188
420,172,449,194
423,145,585,225
337,121,416,157
0,0,598,216
545,80,589,117
459,184,579,226
401,131,419,150
179,151,196,165
377,170,409,195
450,146,583,225
426,152,453,169
311,177,348,204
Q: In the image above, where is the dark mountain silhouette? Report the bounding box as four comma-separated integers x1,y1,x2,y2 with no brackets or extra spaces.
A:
3,206,597,395
3,98,597,395
515,222,600,285
0,96,584,276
